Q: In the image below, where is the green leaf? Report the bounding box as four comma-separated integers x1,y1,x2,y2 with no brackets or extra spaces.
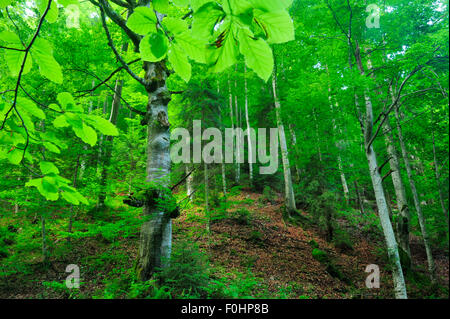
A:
40,161,59,175
38,0,59,23
41,176,59,201
84,115,119,136
16,97,46,119
192,2,224,40
190,0,209,12
73,123,97,146
126,6,157,35
153,0,170,14
57,92,81,112
1,31,32,76
222,0,252,16
25,178,42,188
43,141,61,154
140,30,169,62
65,112,83,129
175,32,207,63
168,43,191,82
74,191,88,205
0,0,13,8
61,191,79,205
238,29,273,81
48,103,61,112
163,17,188,35
208,21,239,73
30,37,63,84
8,148,22,165
4,50,33,77
172,0,188,7
57,0,78,7
53,114,69,128
163,17,206,63
248,0,292,11
254,9,294,44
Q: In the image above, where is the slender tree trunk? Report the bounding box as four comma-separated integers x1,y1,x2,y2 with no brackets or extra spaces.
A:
288,124,301,182
186,164,194,199
244,66,253,185
136,62,172,281
352,40,407,298
382,116,412,270
217,79,227,196
363,94,407,297
354,180,365,214
205,162,210,233
234,66,241,184
272,65,296,214
228,75,237,184
395,106,436,282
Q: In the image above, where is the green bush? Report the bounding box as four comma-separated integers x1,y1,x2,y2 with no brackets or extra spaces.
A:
230,208,252,225
156,240,210,298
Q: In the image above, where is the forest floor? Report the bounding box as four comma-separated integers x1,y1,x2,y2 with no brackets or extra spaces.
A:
0,189,448,299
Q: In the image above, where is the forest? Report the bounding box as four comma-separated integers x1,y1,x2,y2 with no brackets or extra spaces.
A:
0,0,448,300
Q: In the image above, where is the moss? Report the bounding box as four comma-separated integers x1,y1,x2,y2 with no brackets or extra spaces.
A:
308,240,319,249
311,248,329,264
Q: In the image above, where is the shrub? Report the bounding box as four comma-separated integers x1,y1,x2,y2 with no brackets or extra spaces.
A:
156,240,210,298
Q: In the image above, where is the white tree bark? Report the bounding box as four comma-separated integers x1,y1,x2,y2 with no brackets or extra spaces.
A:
244,66,253,184
234,66,241,184
272,66,296,214
137,63,172,280
361,93,407,298
186,164,193,199
217,80,227,195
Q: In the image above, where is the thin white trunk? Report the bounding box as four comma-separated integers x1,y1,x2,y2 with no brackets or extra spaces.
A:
217,80,227,195
234,66,241,183
244,66,253,184
186,164,193,199
272,66,296,213
362,93,407,298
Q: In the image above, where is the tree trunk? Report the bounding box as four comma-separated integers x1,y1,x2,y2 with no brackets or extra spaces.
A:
395,106,436,282
227,75,237,184
352,40,407,298
205,162,210,233
234,66,241,184
186,164,194,199
354,180,365,214
382,116,412,270
136,62,172,281
217,79,227,196
272,65,296,214
244,65,253,185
